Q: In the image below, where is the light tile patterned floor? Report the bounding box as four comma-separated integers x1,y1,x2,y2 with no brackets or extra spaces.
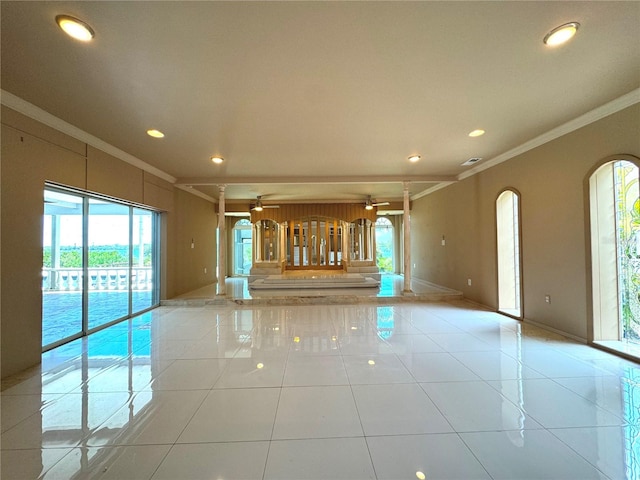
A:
2,300,639,479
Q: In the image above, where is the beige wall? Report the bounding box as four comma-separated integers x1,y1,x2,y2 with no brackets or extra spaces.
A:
412,104,640,341
169,188,218,296
1,107,217,378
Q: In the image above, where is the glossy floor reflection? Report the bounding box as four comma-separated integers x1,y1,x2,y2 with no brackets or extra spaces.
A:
170,274,462,302
2,300,639,479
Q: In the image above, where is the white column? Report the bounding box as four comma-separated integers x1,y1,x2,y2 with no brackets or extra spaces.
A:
403,181,412,293
218,185,226,296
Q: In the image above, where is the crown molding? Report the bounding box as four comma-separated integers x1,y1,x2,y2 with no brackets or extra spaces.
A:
175,175,458,186
1,89,177,184
411,181,458,201
457,88,640,182
175,185,217,203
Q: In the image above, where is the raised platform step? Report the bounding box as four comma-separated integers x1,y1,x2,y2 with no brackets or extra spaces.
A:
161,276,464,307
250,273,379,290
162,291,463,307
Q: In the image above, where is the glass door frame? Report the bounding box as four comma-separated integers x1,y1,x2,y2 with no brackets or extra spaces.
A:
284,216,344,270
43,184,161,351
42,188,85,349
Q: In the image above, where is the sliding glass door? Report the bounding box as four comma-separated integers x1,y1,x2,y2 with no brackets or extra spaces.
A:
42,190,84,347
43,187,160,349
132,208,156,312
88,199,130,330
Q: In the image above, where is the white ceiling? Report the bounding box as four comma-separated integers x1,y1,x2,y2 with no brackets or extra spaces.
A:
2,1,639,204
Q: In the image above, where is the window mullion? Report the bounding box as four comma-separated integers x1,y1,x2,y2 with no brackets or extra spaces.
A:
82,196,89,335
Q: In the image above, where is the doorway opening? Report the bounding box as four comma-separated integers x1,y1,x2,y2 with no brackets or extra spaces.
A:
375,217,394,273
233,218,252,275
284,216,344,270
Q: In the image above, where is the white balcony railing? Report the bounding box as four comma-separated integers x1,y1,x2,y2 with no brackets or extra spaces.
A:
43,267,153,292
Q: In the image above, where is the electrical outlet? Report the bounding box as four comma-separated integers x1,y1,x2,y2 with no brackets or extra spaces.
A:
467,278,472,286
545,295,551,304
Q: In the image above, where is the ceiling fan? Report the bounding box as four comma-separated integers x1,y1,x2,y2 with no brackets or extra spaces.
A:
251,195,280,212
364,195,390,210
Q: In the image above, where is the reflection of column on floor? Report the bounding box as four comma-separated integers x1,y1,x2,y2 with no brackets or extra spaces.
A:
218,185,226,295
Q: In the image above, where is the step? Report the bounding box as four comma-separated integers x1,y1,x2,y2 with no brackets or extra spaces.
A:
250,273,380,290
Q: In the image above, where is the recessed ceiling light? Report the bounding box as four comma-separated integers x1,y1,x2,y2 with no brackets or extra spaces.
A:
146,129,164,138
408,155,421,163
544,22,580,46
416,472,426,480
211,156,224,164
468,129,485,137
55,15,95,42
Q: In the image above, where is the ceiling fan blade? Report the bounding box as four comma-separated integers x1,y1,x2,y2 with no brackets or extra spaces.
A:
372,201,390,207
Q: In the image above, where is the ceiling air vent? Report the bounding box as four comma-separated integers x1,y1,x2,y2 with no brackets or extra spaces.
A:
462,157,482,166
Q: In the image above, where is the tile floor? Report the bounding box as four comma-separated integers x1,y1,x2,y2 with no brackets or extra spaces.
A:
2,300,639,479
170,274,462,301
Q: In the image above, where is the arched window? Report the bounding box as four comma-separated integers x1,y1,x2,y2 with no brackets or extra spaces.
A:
375,217,394,273
233,219,252,275
496,189,522,318
589,158,640,346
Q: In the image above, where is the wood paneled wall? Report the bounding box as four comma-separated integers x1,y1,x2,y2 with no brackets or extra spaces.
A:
250,203,377,224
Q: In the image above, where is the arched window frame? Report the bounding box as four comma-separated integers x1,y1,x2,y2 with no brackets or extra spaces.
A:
232,218,252,276
495,187,524,319
586,154,640,352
